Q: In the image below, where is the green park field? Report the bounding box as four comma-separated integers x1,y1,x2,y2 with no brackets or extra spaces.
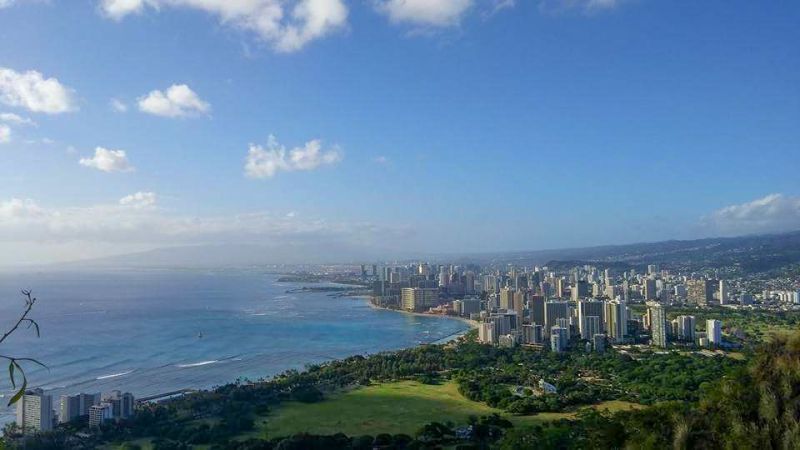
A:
258,380,643,439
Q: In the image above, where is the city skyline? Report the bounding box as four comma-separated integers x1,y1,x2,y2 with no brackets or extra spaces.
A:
1,0,799,265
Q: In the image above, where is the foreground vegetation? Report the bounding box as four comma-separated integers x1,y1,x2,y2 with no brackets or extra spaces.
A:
261,380,506,437
6,325,799,448
258,380,643,438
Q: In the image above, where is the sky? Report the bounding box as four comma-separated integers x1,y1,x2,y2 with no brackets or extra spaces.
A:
0,0,798,265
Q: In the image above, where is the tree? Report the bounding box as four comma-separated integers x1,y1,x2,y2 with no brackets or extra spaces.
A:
0,290,46,406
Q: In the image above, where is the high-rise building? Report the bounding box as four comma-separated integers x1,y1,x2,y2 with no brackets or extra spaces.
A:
544,301,569,334
102,391,135,419
647,301,667,348
460,297,482,316
581,315,602,341
88,403,113,427
16,388,54,433
511,290,526,325
687,279,714,306
533,324,544,344
677,315,696,342
529,295,545,326
478,321,496,344
571,281,589,301
438,266,449,287
550,326,568,352
482,275,498,294
400,287,439,312
59,392,100,424
487,312,516,336
499,287,514,310
522,324,544,345
707,319,722,346
719,280,729,305
555,278,566,298
464,272,476,295
604,300,628,343
644,279,658,301
577,300,605,339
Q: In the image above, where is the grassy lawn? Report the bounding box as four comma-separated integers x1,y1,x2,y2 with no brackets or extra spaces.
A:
257,380,643,439
260,380,503,438
110,382,645,446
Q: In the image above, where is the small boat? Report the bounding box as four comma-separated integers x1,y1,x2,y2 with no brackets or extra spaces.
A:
197,332,204,339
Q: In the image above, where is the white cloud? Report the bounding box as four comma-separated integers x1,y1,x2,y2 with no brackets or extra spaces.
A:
0,124,10,143
375,0,473,27
487,0,515,16
0,196,411,253
109,98,128,112
702,194,800,236
119,191,157,208
245,135,342,179
0,67,77,114
100,0,146,19
99,0,348,53
0,112,35,126
0,111,37,144
0,0,17,9
0,198,44,220
374,155,389,164
79,147,135,172
138,84,210,118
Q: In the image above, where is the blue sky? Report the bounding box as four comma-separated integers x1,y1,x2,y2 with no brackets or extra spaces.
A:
0,0,798,264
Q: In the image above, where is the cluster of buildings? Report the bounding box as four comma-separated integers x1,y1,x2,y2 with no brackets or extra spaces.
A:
15,388,135,434
369,262,736,352
476,291,626,353
765,289,800,305
644,303,723,348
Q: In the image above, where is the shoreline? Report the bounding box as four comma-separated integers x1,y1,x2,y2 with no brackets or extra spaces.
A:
355,295,478,344
1,289,476,425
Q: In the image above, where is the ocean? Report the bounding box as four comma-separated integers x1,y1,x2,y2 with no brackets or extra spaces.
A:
0,269,468,424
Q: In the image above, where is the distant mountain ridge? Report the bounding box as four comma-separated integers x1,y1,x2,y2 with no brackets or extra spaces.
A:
451,230,800,274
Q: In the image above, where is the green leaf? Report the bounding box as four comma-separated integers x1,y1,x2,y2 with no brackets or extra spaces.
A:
7,361,15,389
7,377,26,407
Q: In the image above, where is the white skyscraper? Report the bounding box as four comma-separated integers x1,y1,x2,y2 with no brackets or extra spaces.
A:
604,300,628,343
16,388,54,433
707,319,722,346
677,315,696,342
647,301,667,348
719,280,729,305
478,321,496,344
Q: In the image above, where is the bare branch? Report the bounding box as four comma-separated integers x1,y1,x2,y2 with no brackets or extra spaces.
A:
0,290,44,406
0,290,36,346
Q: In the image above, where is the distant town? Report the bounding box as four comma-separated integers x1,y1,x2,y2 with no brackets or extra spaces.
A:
362,261,799,352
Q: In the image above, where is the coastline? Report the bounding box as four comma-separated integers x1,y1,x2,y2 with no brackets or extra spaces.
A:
0,275,472,425
354,295,478,344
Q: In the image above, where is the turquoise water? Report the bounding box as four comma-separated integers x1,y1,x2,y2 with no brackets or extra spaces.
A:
0,269,468,423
